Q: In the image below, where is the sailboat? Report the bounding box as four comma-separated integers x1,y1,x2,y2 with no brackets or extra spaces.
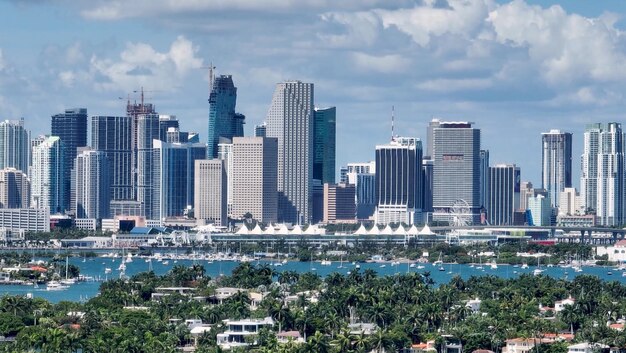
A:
533,256,544,276
60,257,75,285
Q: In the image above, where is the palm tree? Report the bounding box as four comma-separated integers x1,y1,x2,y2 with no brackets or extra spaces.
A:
307,331,331,353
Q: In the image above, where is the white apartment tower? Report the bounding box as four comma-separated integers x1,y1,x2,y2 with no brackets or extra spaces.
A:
541,129,572,207
265,81,314,224
194,160,227,227
73,149,110,219
0,119,30,174
31,136,64,213
232,137,278,223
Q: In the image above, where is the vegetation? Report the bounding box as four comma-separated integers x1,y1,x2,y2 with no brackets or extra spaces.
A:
0,262,623,352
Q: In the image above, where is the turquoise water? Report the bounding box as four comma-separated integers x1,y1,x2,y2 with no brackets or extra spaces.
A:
1,257,623,303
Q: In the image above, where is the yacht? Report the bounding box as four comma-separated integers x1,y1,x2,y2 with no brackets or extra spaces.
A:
320,260,332,266
104,268,112,274
521,263,528,269
490,261,498,270
533,268,544,276
46,281,69,291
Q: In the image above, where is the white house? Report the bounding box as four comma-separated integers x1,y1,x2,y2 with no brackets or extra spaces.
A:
555,297,575,313
216,317,274,349
568,342,608,353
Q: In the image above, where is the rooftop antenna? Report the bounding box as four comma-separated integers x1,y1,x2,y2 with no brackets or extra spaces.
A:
391,105,395,141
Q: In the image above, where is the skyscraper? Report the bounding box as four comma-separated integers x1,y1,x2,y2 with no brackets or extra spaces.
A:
31,136,64,212
375,137,423,225
486,164,520,225
126,96,156,196
217,141,234,217
232,137,278,223
255,122,267,138
323,183,356,223
152,140,206,221
136,113,160,219
345,162,376,220
581,123,601,214
159,115,179,142
432,121,481,224
0,119,29,174
266,81,314,223
51,108,87,211
73,148,110,219
425,118,441,159
0,168,30,208
479,149,490,210
541,129,572,207
194,160,227,227
207,75,244,158
313,107,336,184
91,116,133,200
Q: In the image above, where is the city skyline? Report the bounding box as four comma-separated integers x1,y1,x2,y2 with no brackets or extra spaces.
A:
4,1,626,185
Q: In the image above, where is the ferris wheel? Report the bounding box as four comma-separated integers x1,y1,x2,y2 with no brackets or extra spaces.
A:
450,199,472,227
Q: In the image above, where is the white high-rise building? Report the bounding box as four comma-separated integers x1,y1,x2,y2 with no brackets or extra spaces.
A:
580,123,602,214
266,81,314,224
31,136,64,213
345,161,376,220
218,142,234,217
0,119,30,174
541,129,572,207
73,148,110,219
194,159,227,227
232,137,278,223
558,187,581,216
136,113,160,219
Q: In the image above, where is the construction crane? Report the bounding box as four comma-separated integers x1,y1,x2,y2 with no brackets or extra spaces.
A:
197,62,216,98
118,87,161,115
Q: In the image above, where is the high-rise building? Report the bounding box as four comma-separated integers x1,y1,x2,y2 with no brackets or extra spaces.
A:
166,127,190,144
375,137,423,225
255,122,267,138
73,148,110,219
152,140,207,221
232,137,278,223
51,108,87,211
558,187,581,216
207,75,245,158
528,194,552,226
194,159,227,226
541,129,572,207
31,136,64,212
159,115,179,142
432,121,481,224
422,159,434,215
0,119,29,174
323,183,356,223
580,123,602,214
91,116,133,200
596,123,624,225
218,141,234,217
126,97,157,196
486,164,520,225
519,181,534,211
136,113,160,219
313,107,336,184
426,118,441,159
479,149,489,210
266,81,314,223
0,168,30,208
345,162,376,220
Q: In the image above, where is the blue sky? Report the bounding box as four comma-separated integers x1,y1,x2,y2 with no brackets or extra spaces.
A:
2,0,626,186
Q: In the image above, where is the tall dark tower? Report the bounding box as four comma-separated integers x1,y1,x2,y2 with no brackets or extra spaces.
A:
207,75,244,158
51,108,87,212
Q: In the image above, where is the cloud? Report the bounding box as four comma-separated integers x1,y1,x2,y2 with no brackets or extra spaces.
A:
352,52,411,73
89,35,203,92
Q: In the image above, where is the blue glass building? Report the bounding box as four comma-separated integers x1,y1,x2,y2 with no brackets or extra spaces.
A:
207,75,244,158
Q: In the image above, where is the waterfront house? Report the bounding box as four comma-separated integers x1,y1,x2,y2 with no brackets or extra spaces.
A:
216,317,274,349
277,331,304,344
151,287,196,301
567,342,609,353
555,297,575,312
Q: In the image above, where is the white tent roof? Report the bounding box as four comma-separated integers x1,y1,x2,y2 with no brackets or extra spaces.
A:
354,224,368,235
419,224,435,236
276,224,289,235
381,224,394,235
368,225,380,236
407,225,419,236
250,223,263,235
264,224,276,235
304,225,317,235
394,225,407,235
235,225,248,235
291,225,303,235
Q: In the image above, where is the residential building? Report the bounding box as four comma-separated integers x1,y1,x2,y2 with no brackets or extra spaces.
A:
91,115,133,200
541,129,572,207
486,164,520,226
166,127,190,144
266,81,314,223
432,121,481,224
126,97,156,197
158,115,179,142
232,137,278,223
217,141,234,217
313,106,336,184
207,75,244,158
255,122,267,137
51,108,88,211
375,137,423,225
0,168,30,208
580,123,601,214
0,119,29,174
216,317,274,349
31,136,64,212
323,183,356,223
194,159,227,227
73,149,110,219
0,208,50,233
528,194,552,226
558,187,581,216
136,113,160,219
567,343,608,353
152,140,206,221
